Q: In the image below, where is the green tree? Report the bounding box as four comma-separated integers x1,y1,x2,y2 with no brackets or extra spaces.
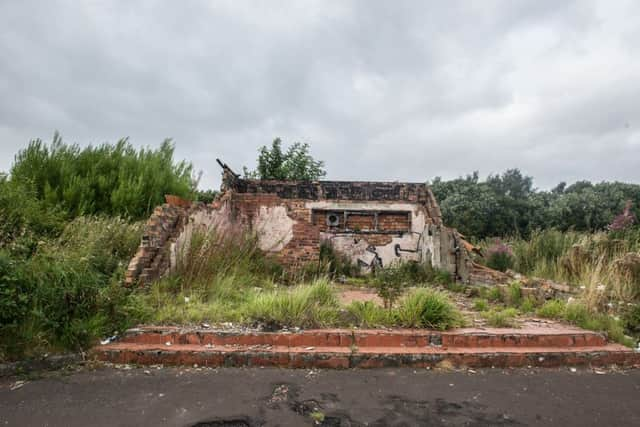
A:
243,138,326,181
9,133,193,220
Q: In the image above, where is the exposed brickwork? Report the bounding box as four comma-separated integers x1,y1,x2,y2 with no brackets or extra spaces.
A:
125,201,189,286
377,212,411,232
125,172,479,283
117,326,609,349
92,327,640,369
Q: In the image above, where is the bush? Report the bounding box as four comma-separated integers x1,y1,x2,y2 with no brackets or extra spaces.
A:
623,304,640,333
0,179,65,249
10,135,193,220
485,239,514,272
396,289,462,330
176,226,282,292
535,299,635,347
0,217,144,360
373,263,409,308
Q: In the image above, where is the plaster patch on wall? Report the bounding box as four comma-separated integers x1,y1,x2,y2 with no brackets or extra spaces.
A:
170,205,231,271
253,205,294,252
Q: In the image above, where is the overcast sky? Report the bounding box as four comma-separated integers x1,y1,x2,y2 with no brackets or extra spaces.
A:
1,1,639,190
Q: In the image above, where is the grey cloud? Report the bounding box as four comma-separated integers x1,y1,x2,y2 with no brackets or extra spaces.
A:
1,0,639,191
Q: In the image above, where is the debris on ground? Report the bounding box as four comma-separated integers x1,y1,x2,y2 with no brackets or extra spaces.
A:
100,335,117,345
10,380,27,391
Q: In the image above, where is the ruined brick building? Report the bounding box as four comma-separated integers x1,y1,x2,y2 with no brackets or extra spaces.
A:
125,161,486,286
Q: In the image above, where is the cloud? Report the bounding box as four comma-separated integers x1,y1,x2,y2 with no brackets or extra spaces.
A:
1,0,638,190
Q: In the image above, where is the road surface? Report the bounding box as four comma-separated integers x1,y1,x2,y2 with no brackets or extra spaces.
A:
1,365,639,426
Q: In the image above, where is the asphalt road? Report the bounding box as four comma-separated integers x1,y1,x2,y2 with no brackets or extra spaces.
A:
1,365,639,426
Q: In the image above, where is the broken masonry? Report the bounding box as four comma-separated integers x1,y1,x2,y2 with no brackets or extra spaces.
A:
125,160,491,286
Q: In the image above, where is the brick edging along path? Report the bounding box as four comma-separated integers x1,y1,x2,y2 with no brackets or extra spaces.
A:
91,326,640,369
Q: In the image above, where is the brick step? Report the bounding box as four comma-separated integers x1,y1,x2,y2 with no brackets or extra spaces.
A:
91,342,640,369
120,326,608,349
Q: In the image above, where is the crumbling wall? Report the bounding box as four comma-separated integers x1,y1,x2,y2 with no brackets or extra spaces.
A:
125,202,188,286
125,175,476,285
125,196,231,286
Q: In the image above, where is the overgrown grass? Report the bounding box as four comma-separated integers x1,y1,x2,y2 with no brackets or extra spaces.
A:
134,228,466,331
242,279,339,329
473,298,489,311
537,300,635,347
396,289,464,330
482,308,519,328
346,301,394,328
0,217,144,360
479,228,640,342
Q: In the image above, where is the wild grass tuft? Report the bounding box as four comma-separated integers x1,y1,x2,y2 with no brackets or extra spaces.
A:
473,298,489,312
396,289,463,330
241,278,339,329
482,308,519,328
346,301,394,328
536,299,635,347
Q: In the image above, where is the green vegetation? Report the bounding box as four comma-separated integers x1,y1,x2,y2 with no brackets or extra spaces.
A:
473,298,489,312
242,280,339,329
506,282,522,306
431,169,640,239
10,133,193,220
485,240,514,272
346,301,394,328
396,289,464,330
310,411,325,423
537,300,633,347
319,242,359,278
0,217,143,359
2,135,640,361
482,308,518,328
243,137,326,181
0,136,192,360
372,260,452,308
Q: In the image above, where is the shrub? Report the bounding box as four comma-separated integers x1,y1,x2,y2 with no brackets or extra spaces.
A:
175,226,280,292
563,302,590,324
0,179,65,248
396,289,462,330
10,135,193,220
373,263,409,309
0,216,144,360
485,239,514,272
623,304,640,333
510,229,583,277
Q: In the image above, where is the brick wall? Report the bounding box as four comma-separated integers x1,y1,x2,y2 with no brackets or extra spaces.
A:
125,203,189,286
125,177,477,285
